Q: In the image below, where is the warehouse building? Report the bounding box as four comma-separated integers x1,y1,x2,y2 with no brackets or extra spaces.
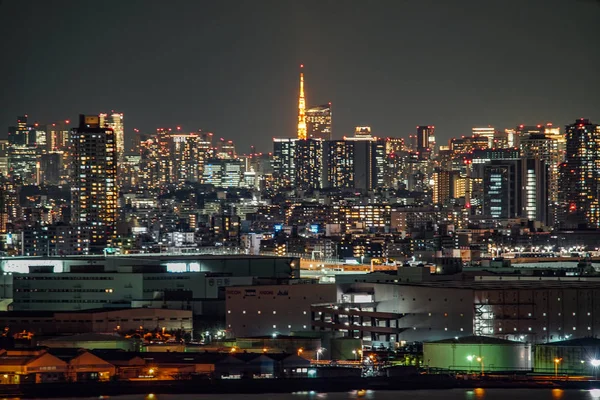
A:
0,254,298,313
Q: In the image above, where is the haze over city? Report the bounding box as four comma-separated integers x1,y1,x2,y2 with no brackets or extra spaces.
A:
2,0,600,152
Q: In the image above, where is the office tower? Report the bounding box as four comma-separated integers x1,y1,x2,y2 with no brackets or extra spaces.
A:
479,158,548,223
306,104,332,140
324,136,385,191
294,139,323,190
472,126,496,147
272,138,297,189
407,134,418,151
324,140,354,188
99,112,124,159
520,127,565,226
297,65,307,140
558,119,600,229
71,114,118,254
215,138,236,159
202,158,245,188
8,116,32,146
40,153,62,185
7,117,38,185
416,125,435,156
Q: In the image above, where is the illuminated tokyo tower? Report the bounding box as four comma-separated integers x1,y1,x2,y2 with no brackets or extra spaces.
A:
297,64,307,140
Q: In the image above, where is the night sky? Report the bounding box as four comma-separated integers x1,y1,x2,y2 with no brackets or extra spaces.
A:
1,0,599,153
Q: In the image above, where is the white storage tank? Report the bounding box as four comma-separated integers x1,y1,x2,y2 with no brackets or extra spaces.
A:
423,336,531,372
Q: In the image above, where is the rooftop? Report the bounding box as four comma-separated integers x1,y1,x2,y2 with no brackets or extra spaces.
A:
427,335,522,345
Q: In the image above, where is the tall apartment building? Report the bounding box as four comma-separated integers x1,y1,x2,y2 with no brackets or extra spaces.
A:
70,115,118,254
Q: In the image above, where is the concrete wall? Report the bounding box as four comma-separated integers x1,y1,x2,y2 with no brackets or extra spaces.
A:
226,284,338,337
475,286,600,343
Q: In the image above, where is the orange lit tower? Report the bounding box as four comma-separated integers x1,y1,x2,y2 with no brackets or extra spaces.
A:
297,64,307,140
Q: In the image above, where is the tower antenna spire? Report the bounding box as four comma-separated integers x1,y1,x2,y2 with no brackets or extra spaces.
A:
297,64,307,140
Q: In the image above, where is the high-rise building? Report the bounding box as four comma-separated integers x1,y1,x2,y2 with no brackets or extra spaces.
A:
416,125,435,156
479,158,548,223
558,119,600,229
324,140,354,189
306,104,332,140
294,139,323,190
202,158,245,188
472,126,496,147
215,138,236,159
297,65,307,140
99,112,124,160
71,114,118,254
272,138,297,190
6,116,38,184
324,137,385,191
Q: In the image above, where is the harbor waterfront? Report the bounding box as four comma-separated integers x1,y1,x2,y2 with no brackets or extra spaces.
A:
8,388,600,400
5,376,600,399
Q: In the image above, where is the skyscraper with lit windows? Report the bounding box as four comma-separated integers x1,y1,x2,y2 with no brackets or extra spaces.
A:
71,114,118,254
99,111,124,160
558,118,600,229
306,104,332,140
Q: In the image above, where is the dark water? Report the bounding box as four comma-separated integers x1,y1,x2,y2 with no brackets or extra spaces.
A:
32,390,600,400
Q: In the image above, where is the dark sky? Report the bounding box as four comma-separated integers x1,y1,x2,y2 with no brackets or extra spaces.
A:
1,0,599,153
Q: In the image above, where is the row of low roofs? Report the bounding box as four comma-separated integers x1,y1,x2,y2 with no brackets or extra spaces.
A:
0,346,321,384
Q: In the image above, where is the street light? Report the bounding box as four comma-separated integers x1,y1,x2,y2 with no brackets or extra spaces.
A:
317,348,325,361
476,356,484,375
591,359,600,379
352,349,357,361
467,355,474,372
297,348,303,356
554,358,562,377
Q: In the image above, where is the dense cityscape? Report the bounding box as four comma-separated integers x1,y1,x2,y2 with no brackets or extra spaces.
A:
2,0,600,396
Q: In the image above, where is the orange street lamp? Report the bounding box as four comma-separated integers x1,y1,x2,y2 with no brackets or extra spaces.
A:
554,358,562,377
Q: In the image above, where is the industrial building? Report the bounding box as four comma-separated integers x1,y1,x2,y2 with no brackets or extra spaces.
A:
0,307,193,336
0,254,299,313
534,338,600,376
423,336,531,372
226,283,337,337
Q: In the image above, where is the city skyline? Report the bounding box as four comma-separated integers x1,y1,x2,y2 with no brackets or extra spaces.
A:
2,0,599,153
